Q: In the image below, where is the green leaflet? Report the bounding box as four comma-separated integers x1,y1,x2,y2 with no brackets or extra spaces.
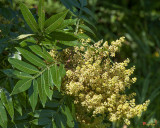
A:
0,89,14,120
79,0,87,7
45,17,64,34
59,64,66,78
45,10,68,34
17,34,35,40
29,45,53,62
31,118,51,126
79,24,95,35
2,69,33,79
16,47,46,67
37,75,47,107
49,31,78,41
20,3,39,33
50,65,61,91
54,113,66,128
31,109,56,118
44,69,53,100
8,58,39,74
0,100,7,128
29,80,38,112
13,96,22,116
38,0,45,31
61,106,74,128
58,19,77,29
11,79,32,95
50,64,66,91
45,10,68,28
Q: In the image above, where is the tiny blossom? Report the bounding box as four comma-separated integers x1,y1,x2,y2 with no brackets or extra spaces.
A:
49,37,150,127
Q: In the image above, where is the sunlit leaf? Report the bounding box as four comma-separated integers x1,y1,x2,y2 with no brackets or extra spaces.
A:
8,58,39,74
11,79,32,95
20,3,39,33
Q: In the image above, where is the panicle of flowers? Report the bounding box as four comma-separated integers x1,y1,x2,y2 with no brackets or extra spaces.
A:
49,37,150,127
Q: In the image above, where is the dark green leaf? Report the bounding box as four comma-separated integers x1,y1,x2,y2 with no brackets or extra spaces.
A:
0,100,7,128
20,3,39,33
11,79,32,95
16,47,46,67
31,118,51,126
31,109,56,118
45,100,60,108
54,113,66,128
0,89,14,120
82,7,96,20
79,0,87,7
29,80,38,112
61,106,74,127
49,31,78,41
13,96,22,116
2,69,33,79
38,0,45,31
8,58,39,74
79,24,95,35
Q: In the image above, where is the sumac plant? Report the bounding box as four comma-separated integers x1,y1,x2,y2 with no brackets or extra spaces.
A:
0,0,149,128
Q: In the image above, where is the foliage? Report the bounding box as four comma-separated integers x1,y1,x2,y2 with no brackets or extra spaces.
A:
0,0,87,127
0,0,159,127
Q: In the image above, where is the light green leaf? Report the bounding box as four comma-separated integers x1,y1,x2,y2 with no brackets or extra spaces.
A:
0,100,7,128
45,18,64,34
49,31,78,41
37,75,47,107
29,45,53,62
59,64,66,78
45,10,68,34
58,19,77,29
38,0,45,31
44,69,53,100
11,79,32,95
50,64,61,91
16,47,46,67
17,34,35,40
1,89,14,120
59,41,81,47
20,3,39,33
29,80,38,112
8,58,39,74
45,10,68,28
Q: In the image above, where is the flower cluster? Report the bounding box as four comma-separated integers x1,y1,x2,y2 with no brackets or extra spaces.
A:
50,37,150,127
